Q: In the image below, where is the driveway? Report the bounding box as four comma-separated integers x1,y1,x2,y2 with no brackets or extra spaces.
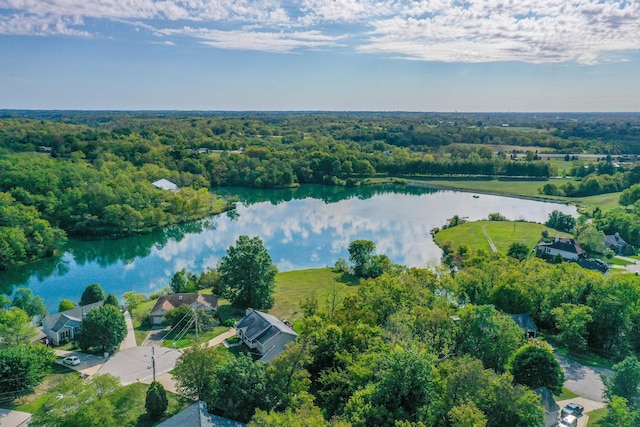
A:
556,354,612,402
557,397,606,427
613,256,640,274
96,346,181,386
54,350,106,376
119,311,137,350
141,326,170,347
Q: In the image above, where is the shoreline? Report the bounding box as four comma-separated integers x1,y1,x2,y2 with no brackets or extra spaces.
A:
406,180,574,206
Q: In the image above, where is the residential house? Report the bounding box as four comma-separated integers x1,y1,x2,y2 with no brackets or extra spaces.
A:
149,293,218,326
536,237,585,261
235,308,297,362
534,387,560,427
511,313,538,339
152,178,178,191
41,301,103,346
157,401,245,427
605,232,633,255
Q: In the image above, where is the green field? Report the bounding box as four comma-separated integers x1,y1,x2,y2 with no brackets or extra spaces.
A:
587,407,607,426
409,177,622,213
434,220,572,255
270,268,360,321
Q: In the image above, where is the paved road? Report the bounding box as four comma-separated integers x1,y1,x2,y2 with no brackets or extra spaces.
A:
141,326,170,347
96,346,181,385
556,354,611,402
119,311,137,350
613,256,640,274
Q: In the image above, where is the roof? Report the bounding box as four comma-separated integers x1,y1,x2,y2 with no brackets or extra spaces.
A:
152,178,178,191
537,238,584,256
235,309,297,344
511,313,538,331
42,301,103,333
605,233,630,248
534,387,559,413
150,293,218,316
157,401,245,427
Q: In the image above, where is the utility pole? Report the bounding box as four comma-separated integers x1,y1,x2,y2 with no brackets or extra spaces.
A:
194,307,198,343
152,346,156,382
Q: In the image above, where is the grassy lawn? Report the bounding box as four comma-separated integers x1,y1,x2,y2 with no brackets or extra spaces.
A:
269,268,360,321
554,387,579,401
587,408,607,426
574,191,623,214
130,298,157,345
434,220,571,255
162,325,228,349
13,363,78,413
609,257,634,266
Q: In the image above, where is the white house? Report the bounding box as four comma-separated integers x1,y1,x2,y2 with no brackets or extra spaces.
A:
235,308,297,362
41,301,103,346
152,179,178,191
536,237,585,261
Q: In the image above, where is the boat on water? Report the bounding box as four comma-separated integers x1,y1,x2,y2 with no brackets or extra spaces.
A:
473,195,480,198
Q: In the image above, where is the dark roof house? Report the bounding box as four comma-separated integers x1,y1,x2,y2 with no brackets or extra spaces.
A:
511,313,538,338
605,232,633,255
536,237,585,261
235,308,297,362
534,386,560,427
150,293,218,325
157,401,245,427
41,301,103,346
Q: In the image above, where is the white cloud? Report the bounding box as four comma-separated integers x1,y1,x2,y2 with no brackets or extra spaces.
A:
1,0,639,63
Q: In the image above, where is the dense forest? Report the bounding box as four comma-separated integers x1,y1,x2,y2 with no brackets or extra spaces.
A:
1,111,640,269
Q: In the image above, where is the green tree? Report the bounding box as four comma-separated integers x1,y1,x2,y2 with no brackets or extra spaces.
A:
551,303,593,351
173,344,225,401
123,291,146,313
0,343,55,398
170,268,198,294
577,224,606,255
145,381,168,420
250,402,338,427
80,283,106,306
77,304,127,353
208,353,269,423
217,235,277,309
104,293,119,307
449,401,488,427
620,184,640,206
507,242,530,261
0,307,37,346
348,239,376,277
58,299,75,312
456,305,526,372
604,356,640,408
545,210,575,233
510,344,564,395
12,288,47,317
603,396,639,427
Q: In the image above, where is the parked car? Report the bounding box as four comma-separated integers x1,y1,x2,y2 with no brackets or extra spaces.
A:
561,403,584,418
558,415,578,427
62,356,80,366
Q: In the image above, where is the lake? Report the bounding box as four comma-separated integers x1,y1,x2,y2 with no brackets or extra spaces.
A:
0,184,577,312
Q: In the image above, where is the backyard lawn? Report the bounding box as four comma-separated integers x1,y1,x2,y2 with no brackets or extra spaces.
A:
434,220,572,255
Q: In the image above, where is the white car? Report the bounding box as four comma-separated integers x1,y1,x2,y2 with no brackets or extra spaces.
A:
62,356,80,366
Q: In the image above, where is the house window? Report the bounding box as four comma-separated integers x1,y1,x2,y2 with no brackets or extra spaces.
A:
60,330,70,340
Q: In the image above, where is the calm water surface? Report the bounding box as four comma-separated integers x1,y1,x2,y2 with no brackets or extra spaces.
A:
1,185,577,311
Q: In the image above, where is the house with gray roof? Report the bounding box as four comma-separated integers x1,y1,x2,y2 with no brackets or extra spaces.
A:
157,401,245,427
152,178,178,191
536,237,585,261
605,232,633,255
511,313,538,338
534,386,559,427
235,308,297,362
150,293,218,325
41,301,103,346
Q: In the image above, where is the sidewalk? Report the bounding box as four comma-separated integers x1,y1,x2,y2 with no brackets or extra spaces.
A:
119,311,137,350
204,328,236,348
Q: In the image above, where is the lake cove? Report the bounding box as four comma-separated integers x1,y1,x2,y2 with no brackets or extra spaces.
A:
1,184,576,312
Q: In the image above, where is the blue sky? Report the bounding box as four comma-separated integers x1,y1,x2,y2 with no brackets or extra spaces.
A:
1,0,639,111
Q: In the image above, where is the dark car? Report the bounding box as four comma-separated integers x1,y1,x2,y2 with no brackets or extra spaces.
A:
561,403,584,418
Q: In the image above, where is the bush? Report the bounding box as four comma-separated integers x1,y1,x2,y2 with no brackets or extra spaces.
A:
145,381,168,419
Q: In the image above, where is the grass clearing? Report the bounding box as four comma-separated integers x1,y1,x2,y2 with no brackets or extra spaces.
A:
434,220,571,255
131,298,157,345
162,325,228,349
13,363,77,413
609,257,634,266
587,407,607,426
554,387,579,401
269,268,360,321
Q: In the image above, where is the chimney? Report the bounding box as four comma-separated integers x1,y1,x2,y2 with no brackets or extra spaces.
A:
615,232,620,238
554,236,559,243
246,308,254,315
178,295,183,301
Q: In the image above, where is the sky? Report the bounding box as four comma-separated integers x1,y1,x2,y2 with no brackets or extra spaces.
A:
1,0,639,111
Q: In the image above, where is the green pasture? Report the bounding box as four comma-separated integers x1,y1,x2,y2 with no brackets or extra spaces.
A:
434,220,572,255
